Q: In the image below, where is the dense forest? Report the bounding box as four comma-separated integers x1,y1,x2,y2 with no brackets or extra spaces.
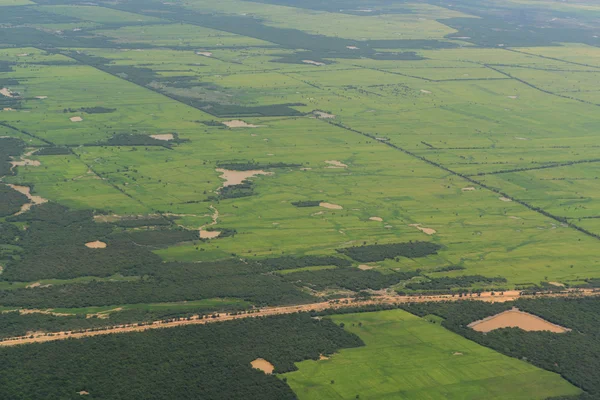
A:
337,241,442,262
0,314,364,400
0,184,28,217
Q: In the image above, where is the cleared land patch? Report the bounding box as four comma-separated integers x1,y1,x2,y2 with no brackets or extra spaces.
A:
251,358,275,374
468,308,570,333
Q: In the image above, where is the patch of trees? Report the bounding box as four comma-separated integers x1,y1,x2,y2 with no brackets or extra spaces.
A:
0,185,28,217
433,265,465,272
405,275,507,291
0,223,21,245
337,241,442,262
292,200,322,207
33,146,71,156
218,181,255,199
63,107,116,114
0,314,363,400
400,297,600,398
1,203,163,281
0,258,317,308
282,267,420,291
112,227,198,248
201,120,226,127
0,137,25,177
217,161,301,171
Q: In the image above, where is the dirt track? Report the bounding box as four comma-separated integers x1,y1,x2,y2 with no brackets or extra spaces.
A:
1,289,597,347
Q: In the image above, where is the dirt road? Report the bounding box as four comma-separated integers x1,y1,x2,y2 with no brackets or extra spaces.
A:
1,289,597,347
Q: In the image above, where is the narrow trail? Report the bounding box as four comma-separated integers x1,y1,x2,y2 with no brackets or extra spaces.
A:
2,289,598,347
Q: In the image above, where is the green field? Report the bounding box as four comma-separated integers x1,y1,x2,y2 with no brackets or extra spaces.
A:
283,309,581,399
0,0,599,397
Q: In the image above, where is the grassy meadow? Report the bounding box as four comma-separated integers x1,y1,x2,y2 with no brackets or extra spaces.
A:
283,309,581,400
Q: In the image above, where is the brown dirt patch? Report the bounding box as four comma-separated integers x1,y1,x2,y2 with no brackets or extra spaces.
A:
358,264,374,270
507,95,518,99
251,358,274,374
6,184,48,215
26,282,41,289
196,51,212,57
222,120,260,128
453,352,463,356
420,89,432,94
549,281,565,287
319,354,330,360
0,88,14,97
35,96,48,99
499,197,512,202
78,391,90,396
325,160,347,168
70,116,83,122
468,307,570,333
150,134,174,141
199,205,221,239
319,202,343,210
409,224,436,235
302,60,325,66
85,241,107,249
461,187,475,192
369,217,383,222
216,168,272,187
346,46,359,50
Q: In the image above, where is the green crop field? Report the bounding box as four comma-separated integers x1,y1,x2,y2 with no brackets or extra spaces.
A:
283,309,581,400
0,0,599,397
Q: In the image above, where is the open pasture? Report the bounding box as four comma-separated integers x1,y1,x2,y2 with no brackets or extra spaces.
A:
283,309,580,399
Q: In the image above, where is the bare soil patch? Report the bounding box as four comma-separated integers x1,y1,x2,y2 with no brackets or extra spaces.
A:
35,96,48,99
549,281,565,287
314,111,336,119
325,160,347,168
319,354,330,360
507,95,518,99
26,282,41,289
196,51,212,57
78,391,90,396
85,240,107,249
508,216,521,220
514,137,529,141
499,197,512,202
222,120,260,128
319,202,343,210
453,352,463,356
420,89,432,94
216,168,272,187
150,134,173,141
468,307,570,333
409,224,436,235
6,184,47,215
251,358,274,374
369,217,383,222
70,116,83,122
346,46,359,50
199,205,221,239
0,88,14,97
302,60,325,66
358,264,374,270
461,187,475,192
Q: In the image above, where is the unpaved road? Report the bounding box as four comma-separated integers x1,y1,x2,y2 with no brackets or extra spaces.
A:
1,289,597,347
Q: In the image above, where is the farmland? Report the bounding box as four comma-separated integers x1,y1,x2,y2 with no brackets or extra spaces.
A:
0,0,599,398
